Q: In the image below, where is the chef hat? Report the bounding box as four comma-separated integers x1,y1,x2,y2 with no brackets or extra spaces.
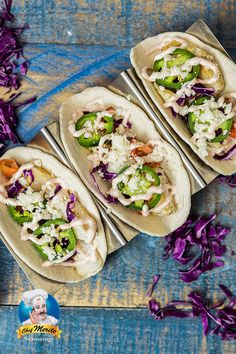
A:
22,289,48,308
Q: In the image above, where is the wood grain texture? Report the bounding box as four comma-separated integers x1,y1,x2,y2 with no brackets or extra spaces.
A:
10,0,236,48
0,306,236,354
0,45,235,309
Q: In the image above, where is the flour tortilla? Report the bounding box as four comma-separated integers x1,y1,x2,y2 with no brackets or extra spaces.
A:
0,147,107,283
60,86,191,236
130,32,236,175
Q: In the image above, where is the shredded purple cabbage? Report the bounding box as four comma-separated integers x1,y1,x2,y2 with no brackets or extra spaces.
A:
113,118,123,130
7,179,22,197
66,193,76,222
23,169,34,184
163,214,230,282
113,118,132,130
0,0,29,89
54,184,62,195
147,274,160,297
7,168,34,197
218,174,236,187
192,84,215,96
214,144,236,160
49,184,62,200
148,280,236,340
0,2,37,149
90,168,118,203
91,163,118,181
170,84,214,118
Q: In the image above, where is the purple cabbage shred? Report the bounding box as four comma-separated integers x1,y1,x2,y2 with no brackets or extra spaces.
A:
7,179,22,197
163,214,230,282
66,193,76,222
91,163,117,181
0,1,37,149
148,280,236,340
90,167,118,203
192,83,215,96
23,168,34,184
214,144,236,161
147,274,160,297
0,0,28,89
218,174,236,188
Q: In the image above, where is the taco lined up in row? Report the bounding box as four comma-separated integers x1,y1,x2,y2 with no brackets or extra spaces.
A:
130,32,236,175
0,147,107,282
60,87,191,236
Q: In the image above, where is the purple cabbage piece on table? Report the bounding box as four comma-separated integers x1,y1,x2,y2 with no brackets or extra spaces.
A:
163,214,230,282
148,278,236,340
147,274,160,297
218,174,236,188
0,1,37,149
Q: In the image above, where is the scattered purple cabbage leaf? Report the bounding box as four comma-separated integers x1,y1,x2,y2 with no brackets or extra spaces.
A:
147,274,160,297
163,214,230,282
148,281,236,340
218,174,236,188
0,1,37,149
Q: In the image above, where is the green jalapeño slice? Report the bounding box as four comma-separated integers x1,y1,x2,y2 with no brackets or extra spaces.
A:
153,48,200,91
117,165,162,211
76,112,114,147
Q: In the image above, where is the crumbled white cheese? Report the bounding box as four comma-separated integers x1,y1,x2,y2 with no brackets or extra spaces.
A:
42,246,56,261
16,187,44,212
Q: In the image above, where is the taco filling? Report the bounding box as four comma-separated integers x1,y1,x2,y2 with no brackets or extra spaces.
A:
141,36,236,160
0,158,100,269
68,100,176,217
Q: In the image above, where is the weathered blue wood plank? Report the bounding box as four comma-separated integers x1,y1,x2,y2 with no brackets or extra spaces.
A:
10,0,236,48
0,306,236,354
15,43,130,143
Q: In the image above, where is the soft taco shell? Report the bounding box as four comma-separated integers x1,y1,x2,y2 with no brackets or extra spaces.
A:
60,86,191,236
0,147,107,283
130,32,236,175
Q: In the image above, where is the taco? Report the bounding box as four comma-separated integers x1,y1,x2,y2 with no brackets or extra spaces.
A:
0,147,107,282
60,86,191,236
130,32,236,175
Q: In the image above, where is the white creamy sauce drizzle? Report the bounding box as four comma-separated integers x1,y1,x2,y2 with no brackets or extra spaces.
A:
68,98,133,141
145,37,187,56
59,216,97,243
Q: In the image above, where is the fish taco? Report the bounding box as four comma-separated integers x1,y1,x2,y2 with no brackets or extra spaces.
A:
60,86,191,236
0,147,107,282
130,32,236,175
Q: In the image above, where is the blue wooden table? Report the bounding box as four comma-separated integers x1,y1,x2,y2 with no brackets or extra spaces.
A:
1,2,236,353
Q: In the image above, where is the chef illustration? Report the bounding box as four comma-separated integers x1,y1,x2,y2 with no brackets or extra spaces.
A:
21,289,58,325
